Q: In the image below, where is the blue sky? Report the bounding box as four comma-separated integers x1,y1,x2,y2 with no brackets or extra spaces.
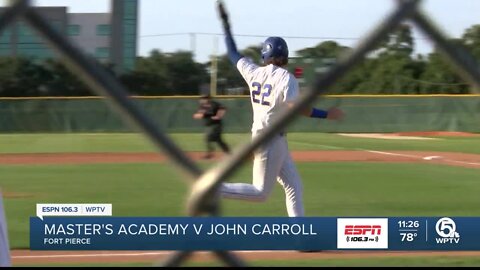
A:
2,0,480,63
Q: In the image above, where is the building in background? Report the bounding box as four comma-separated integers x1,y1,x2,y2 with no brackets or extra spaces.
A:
111,0,138,74
68,13,112,64
0,0,138,74
0,7,67,60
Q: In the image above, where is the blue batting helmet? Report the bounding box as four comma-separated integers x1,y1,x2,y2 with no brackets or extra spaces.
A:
261,37,289,63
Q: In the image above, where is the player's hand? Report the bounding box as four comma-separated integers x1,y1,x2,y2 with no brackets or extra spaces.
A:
326,107,344,121
217,0,231,33
211,116,221,120
193,112,204,119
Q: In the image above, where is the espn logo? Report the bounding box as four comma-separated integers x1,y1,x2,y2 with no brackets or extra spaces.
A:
345,225,382,235
337,218,388,249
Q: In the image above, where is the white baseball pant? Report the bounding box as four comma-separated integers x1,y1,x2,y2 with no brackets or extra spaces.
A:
0,191,11,267
221,134,304,217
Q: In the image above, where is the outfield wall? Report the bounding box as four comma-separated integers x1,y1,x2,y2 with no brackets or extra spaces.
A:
0,95,479,133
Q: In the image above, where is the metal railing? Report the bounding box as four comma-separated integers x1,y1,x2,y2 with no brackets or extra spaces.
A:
2,0,479,267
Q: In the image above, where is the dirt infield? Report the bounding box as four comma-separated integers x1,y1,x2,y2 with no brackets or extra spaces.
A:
11,250,480,265
394,131,480,137
0,150,479,168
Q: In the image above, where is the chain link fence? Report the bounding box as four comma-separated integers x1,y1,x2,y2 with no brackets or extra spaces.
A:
1,0,479,267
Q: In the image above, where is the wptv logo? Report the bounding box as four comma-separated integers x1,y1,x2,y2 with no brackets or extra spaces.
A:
435,217,460,244
337,218,388,249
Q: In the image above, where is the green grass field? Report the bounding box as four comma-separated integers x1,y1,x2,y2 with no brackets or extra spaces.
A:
1,132,480,266
0,132,479,154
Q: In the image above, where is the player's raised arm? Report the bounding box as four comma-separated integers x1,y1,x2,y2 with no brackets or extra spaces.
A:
217,1,243,65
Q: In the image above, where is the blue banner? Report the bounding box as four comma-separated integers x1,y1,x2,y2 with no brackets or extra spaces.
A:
30,217,479,251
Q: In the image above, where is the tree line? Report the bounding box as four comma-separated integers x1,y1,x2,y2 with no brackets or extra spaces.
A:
0,23,478,97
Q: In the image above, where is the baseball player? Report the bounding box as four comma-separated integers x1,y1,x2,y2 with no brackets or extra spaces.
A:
0,191,11,267
193,94,231,159
217,3,344,217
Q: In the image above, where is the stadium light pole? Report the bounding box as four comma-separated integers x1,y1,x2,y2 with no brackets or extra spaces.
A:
210,36,218,96
189,32,196,57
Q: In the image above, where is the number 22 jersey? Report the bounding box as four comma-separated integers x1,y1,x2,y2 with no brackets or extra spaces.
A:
236,57,300,136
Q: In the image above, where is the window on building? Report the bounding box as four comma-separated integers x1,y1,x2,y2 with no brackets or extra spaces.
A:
18,22,39,43
123,46,136,58
95,47,110,58
17,48,53,59
0,28,11,43
96,24,111,36
18,43,45,49
18,22,33,36
49,20,63,32
68,25,80,36
123,22,136,35
0,43,11,55
124,1,137,19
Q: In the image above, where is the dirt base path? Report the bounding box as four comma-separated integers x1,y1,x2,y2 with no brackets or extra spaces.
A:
0,150,479,168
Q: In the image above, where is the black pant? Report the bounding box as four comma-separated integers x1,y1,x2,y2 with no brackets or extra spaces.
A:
205,124,230,155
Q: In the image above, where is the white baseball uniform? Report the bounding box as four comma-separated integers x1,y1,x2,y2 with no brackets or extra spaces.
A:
0,191,11,267
220,57,304,217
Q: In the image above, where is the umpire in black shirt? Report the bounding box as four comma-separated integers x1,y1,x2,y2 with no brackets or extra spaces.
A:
193,94,231,159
